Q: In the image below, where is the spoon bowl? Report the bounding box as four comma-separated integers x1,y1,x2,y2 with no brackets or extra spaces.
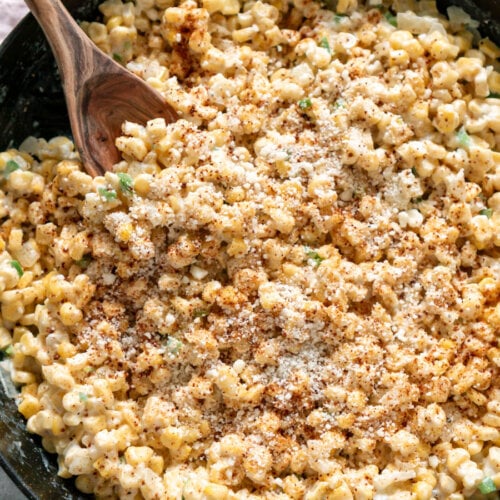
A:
25,0,177,176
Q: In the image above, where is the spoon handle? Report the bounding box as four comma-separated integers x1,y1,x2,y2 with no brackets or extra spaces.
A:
24,0,101,95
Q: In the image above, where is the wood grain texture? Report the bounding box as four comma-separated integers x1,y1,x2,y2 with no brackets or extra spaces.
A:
24,0,177,176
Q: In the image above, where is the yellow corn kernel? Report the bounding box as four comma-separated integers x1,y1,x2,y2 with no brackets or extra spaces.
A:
21,382,37,397
69,232,89,261
471,214,494,250
2,301,24,322
204,482,229,500
283,474,306,499
479,38,500,59
227,237,248,257
167,194,182,213
17,271,33,289
10,170,37,194
172,443,192,462
8,228,23,252
389,49,410,66
430,39,459,60
336,413,356,429
487,347,500,367
389,30,413,49
51,414,65,436
478,277,497,300
454,31,473,53
405,39,425,58
42,364,75,390
456,57,483,80
125,446,154,466
11,368,35,385
44,273,66,302
225,187,245,204
486,303,500,328
133,174,150,196
488,71,500,94
0,327,12,349
199,419,211,437
232,26,260,44
93,378,114,406
203,0,240,15
417,468,437,487
81,416,107,435
19,330,38,356
115,136,147,162
276,159,291,176
438,472,457,494
59,302,83,326
149,455,164,475
12,326,29,344
145,118,166,140
106,16,123,31
483,413,500,427
160,426,184,451
431,62,459,89
446,448,469,473
115,425,134,450
75,475,96,495
305,481,329,500
117,222,134,243
57,341,77,359
87,22,107,44
438,339,456,351
467,389,488,409
434,104,460,133
282,262,301,278
467,440,483,455
258,284,281,311
329,482,353,500
413,481,434,500
93,456,116,478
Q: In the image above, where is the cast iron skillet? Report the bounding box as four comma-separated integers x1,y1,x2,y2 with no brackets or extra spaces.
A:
0,1,498,499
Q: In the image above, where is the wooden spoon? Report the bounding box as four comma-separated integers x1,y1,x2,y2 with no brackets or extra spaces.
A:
24,0,177,176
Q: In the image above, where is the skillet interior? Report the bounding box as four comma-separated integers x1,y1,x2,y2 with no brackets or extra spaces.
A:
0,0,498,498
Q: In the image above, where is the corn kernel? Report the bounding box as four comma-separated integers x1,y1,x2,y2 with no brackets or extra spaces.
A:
479,38,500,59
8,228,23,252
204,482,229,499
125,446,154,466
488,71,500,94
59,302,83,326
